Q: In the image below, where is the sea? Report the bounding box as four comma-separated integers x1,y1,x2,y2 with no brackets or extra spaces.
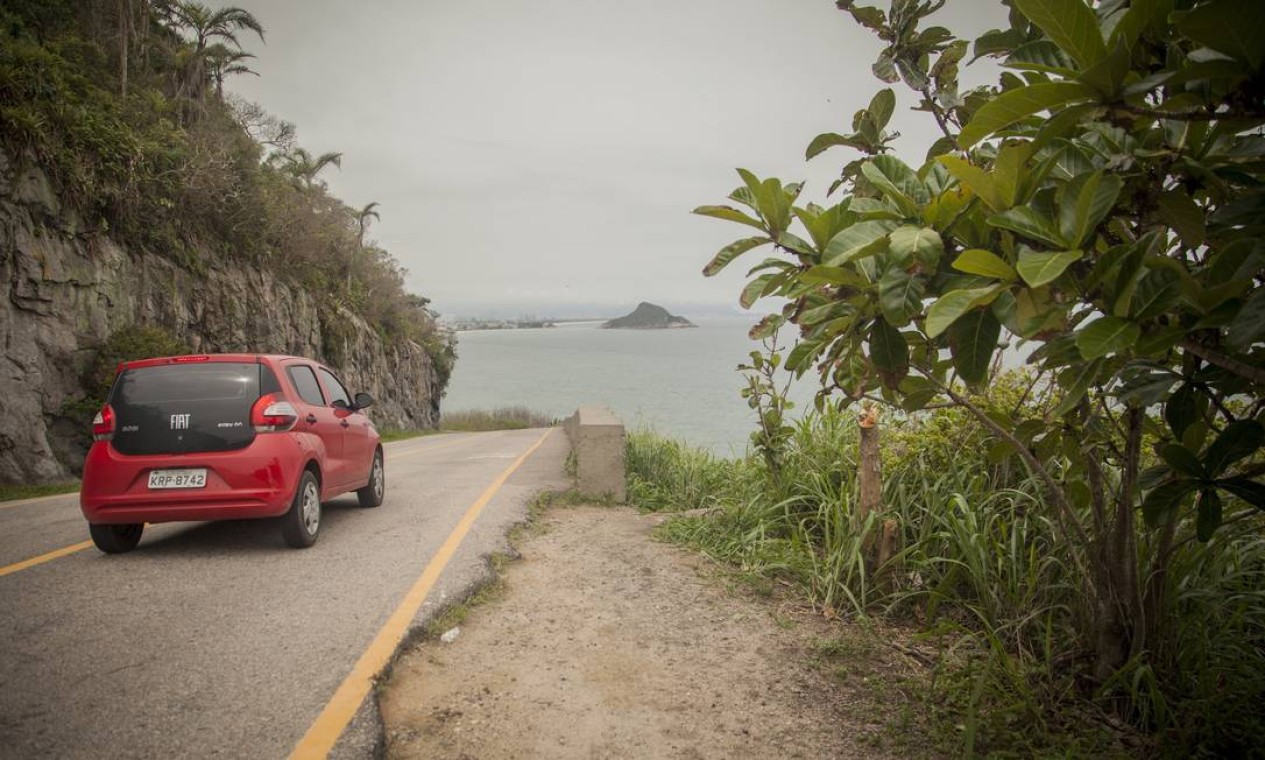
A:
442,318,819,457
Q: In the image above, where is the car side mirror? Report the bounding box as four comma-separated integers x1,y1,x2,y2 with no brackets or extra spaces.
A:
353,392,374,411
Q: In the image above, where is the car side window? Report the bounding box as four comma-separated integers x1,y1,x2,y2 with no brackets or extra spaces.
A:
317,368,351,408
287,365,325,406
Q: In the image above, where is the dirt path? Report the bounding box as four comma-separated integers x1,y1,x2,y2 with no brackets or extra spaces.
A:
380,505,900,759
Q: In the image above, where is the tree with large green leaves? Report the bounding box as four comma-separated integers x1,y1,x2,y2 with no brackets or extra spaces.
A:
698,0,1264,690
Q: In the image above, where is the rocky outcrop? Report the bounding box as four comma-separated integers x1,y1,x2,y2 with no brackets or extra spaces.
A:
0,150,444,483
602,302,696,329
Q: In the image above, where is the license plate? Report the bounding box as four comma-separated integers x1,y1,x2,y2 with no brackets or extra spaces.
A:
148,469,207,489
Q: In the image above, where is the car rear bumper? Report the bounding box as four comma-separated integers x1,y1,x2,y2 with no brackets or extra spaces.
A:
80,438,302,524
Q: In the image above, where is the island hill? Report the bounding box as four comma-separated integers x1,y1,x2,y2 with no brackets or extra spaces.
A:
603,302,697,329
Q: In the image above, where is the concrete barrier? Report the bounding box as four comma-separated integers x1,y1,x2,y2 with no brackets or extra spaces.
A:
563,405,626,501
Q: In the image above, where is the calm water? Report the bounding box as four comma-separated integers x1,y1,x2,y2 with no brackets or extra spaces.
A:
442,318,816,455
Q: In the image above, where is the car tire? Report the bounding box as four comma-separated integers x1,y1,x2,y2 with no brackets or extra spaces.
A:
89,523,144,554
281,470,321,549
357,448,385,508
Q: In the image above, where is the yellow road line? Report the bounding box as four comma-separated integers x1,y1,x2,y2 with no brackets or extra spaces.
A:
0,540,94,578
288,427,554,759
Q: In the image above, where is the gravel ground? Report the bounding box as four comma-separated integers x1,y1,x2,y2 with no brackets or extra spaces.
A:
380,505,903,759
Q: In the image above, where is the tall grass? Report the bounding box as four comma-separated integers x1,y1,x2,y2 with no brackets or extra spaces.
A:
631,404,1265,757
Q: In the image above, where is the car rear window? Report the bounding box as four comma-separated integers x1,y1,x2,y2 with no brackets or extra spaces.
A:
109,362,268,455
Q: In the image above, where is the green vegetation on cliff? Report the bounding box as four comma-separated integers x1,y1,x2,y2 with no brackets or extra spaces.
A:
0,0,454,382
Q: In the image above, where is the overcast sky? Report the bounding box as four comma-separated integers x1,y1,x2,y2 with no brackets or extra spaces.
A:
225,0,1008,318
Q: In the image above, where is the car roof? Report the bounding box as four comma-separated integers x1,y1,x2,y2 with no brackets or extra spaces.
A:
119,353,322,371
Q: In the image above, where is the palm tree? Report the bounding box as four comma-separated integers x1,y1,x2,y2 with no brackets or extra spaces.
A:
205,44,257,99
271,148,343,190
167,2,264,102
354,202,380,249
348,202,381,291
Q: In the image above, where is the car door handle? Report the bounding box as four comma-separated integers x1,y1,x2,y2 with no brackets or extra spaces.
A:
306,414,318,424
340,420,350,428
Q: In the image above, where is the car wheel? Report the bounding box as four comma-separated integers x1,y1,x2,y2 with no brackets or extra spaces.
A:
281,470,321,548
89,523,144,554
357,448,385,508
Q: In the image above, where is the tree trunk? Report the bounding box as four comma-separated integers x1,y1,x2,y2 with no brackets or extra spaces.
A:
857,404,890,576
117,0,130,97
857,404,881,526
1092,407,1144,685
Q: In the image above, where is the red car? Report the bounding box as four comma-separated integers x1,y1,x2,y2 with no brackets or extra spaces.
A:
80,354,385,553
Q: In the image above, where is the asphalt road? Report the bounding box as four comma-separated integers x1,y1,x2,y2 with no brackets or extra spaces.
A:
0,428,569,759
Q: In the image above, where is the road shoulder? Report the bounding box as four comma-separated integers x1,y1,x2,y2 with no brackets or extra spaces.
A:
380,503,906,759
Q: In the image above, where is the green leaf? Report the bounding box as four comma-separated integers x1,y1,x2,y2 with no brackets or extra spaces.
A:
1227,288,1265,349
1117,369,1177,407
869,318,909,388
1196,489,1222,542
1157,189,1206,248
888,226,944,270
823,220,897,265
1077,35,1132,97
1131,268,1184,321
794,204,851,252
1204,420,1265,477
1075,315,1140,359
755,178,792,236
776,231,816,257
948,309,1001,387
693,205,767,232
1161,444,1206,478
1142,479,1197,525
702,236,771,277
749,313,785,340
1218,477,1265,509
991,142,1036,209
991,208,1065,248
1013,0,1108,68
1165,383,1204,439
806,133,871,160
1007,40,1077,74
925,285,1005,338
786,339,825,373
953,249,1017,280
740,273,778,309
1059,171,1122,248
800,265,867,287
1135,324,1184,356
861,160,920,217
974,27,1030,59
938,155,1007,212
1016,248,1082,287
1175,0,1265,71
958,82,1097,148
1053,359,1102,416
879,268,927,327
898,376,938,411
867,88,896,131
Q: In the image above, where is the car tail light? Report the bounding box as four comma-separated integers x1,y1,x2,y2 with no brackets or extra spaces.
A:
251,393,298,432
172,355,210,363
92,404,115,441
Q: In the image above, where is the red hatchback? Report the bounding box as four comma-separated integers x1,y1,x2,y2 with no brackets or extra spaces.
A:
80,354,385,553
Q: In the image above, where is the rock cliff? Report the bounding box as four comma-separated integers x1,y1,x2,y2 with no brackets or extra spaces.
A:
0,150,445,483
